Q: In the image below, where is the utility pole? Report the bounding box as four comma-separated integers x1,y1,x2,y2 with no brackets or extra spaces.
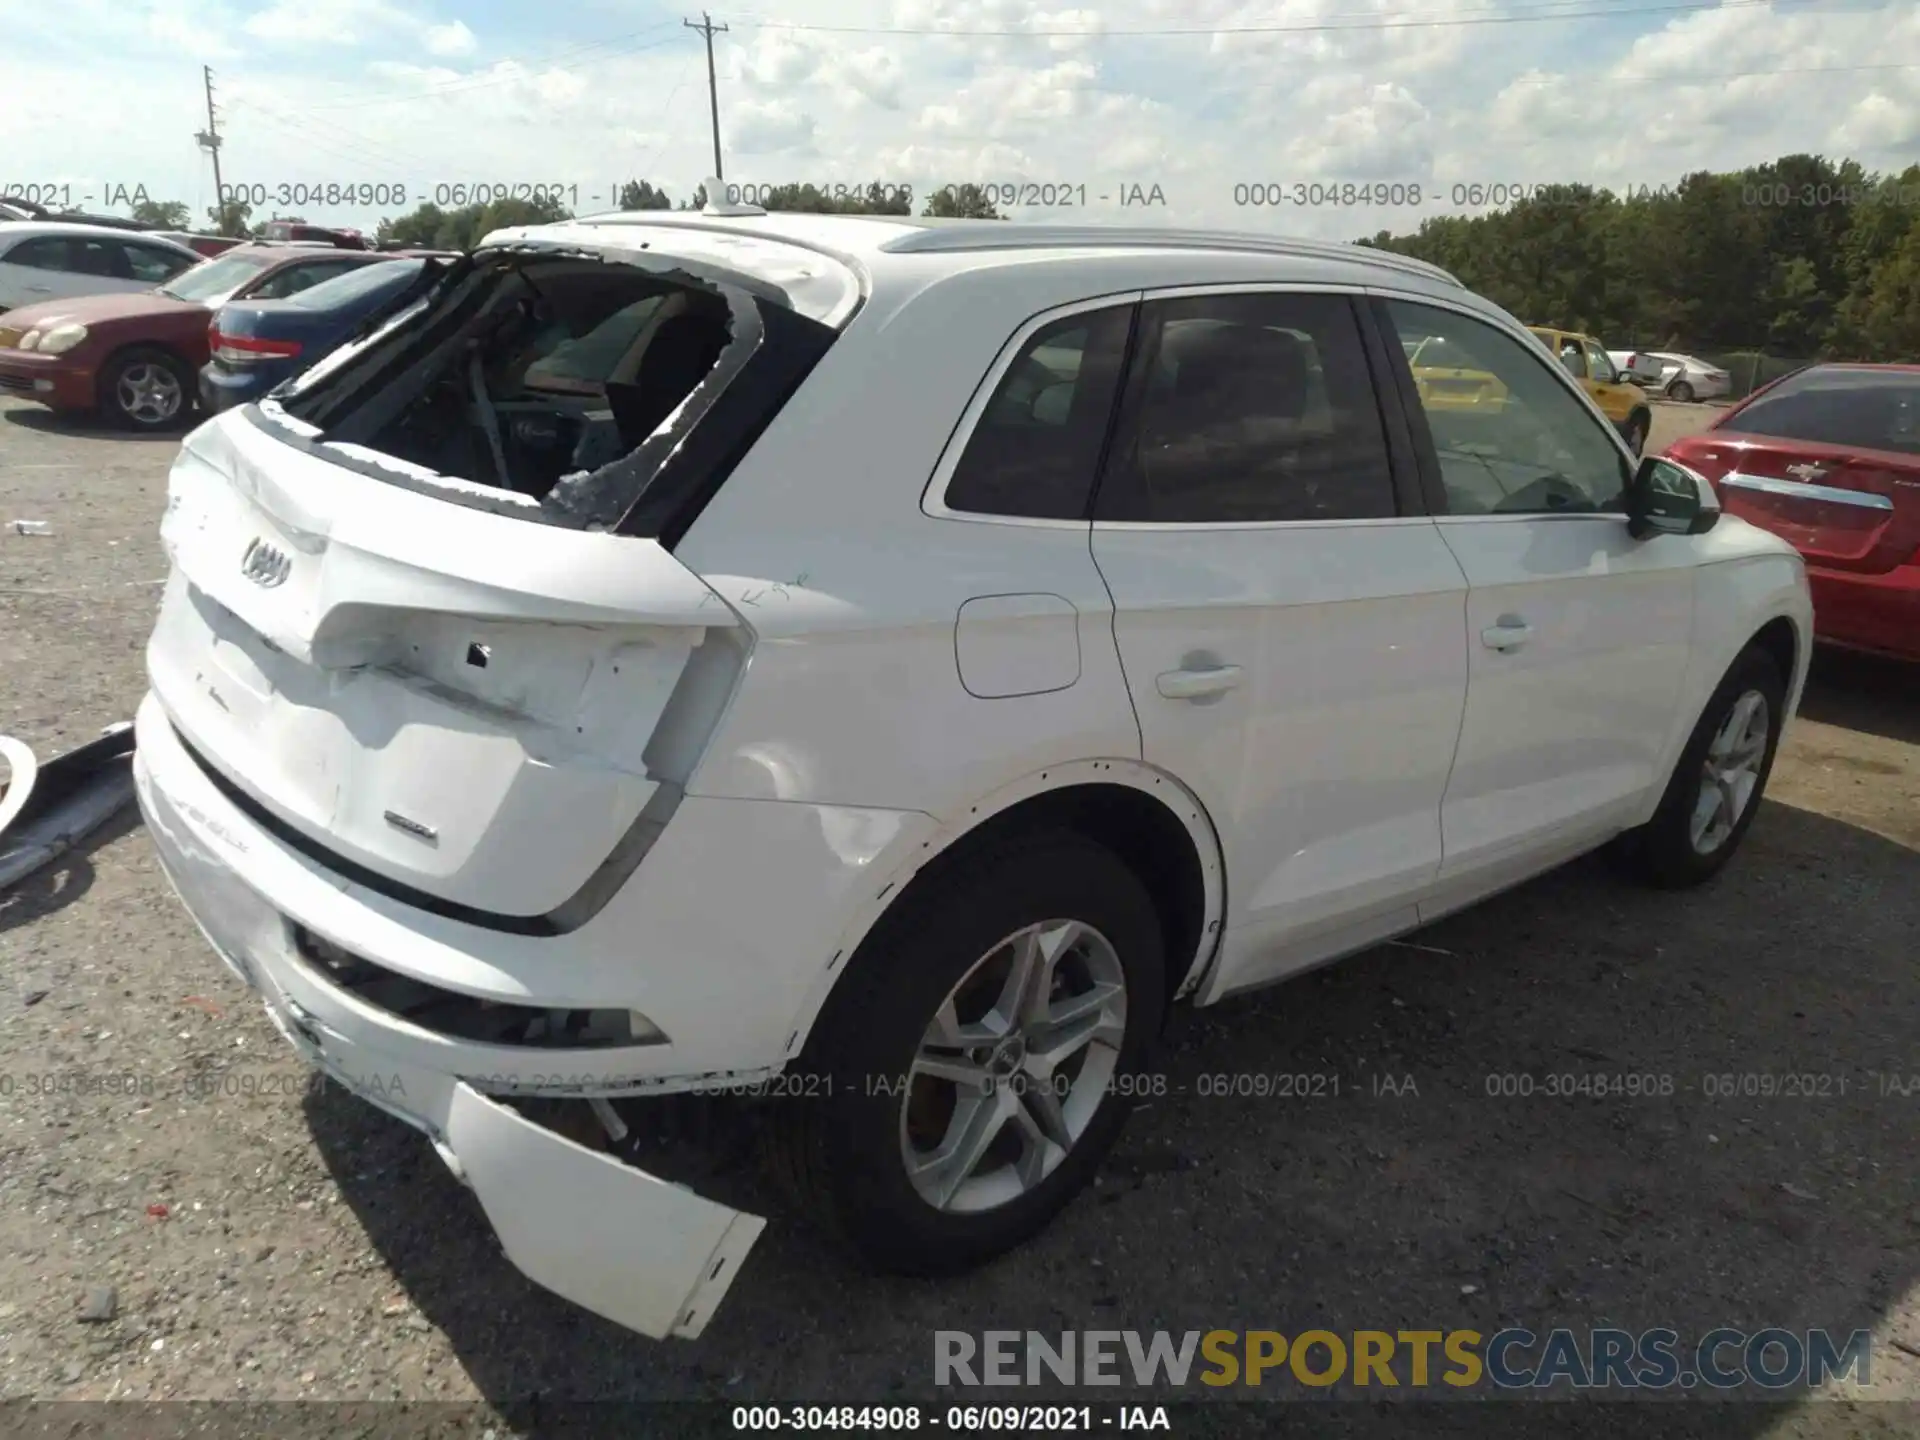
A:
195,66,226,229
684,12,729,181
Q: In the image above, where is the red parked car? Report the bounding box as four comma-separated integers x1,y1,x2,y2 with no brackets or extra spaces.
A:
1664,363,1920,662
0,243,396,430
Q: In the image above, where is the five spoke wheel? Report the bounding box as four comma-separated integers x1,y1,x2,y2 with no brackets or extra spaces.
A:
901,919,1127,1214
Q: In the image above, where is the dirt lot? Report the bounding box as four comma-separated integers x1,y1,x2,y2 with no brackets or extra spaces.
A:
1,395,1916,1435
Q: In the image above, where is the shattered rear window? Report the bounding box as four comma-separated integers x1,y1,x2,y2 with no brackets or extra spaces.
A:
261,245,841,543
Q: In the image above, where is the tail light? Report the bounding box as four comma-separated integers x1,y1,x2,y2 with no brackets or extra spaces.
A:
209,326,303,365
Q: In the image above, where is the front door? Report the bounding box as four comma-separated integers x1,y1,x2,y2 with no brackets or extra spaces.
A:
1582,336,1637,425
1089,287,1469,997
1374,296,1698,916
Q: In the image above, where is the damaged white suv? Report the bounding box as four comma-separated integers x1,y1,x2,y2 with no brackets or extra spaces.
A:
137,196,1812,1341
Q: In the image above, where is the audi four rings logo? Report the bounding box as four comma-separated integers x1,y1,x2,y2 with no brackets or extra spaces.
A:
240,537,291,587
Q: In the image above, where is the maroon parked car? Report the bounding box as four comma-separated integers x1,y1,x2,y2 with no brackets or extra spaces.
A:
1663,362,1920,663
0,243,396,429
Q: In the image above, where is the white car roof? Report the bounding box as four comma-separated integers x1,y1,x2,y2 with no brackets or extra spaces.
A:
480,210,1466,329
0,220,197,254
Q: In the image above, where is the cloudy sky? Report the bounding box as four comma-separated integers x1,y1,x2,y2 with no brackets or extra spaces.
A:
1,0,1915,239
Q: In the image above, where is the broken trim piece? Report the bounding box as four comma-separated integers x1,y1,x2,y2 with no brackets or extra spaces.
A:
0,724,138,893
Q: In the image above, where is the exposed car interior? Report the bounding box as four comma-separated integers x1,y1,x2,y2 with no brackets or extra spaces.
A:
342,262,734,501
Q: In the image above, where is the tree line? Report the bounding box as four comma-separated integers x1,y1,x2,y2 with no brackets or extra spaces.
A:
1357,154,1920,362
137,151,1920,364
153,178,1004,254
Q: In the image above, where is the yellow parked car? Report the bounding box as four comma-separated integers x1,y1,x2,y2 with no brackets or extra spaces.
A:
1405,334,1508,409
1527,326,1654,455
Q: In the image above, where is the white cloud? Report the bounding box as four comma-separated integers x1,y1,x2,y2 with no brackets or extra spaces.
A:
730,98,818,155
423,19,476,57
243,0,404,46
0,0,1913,241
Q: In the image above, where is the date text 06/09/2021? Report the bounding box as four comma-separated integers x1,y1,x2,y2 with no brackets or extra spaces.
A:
729,1404,1173,1432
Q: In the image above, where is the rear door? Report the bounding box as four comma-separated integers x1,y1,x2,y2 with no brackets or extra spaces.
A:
1089,286,1468,996
1680,368,1920,578
1582,337,1636,424
0,236,90,304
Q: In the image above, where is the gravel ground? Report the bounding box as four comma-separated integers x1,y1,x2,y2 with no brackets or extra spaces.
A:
1,394,1916,1436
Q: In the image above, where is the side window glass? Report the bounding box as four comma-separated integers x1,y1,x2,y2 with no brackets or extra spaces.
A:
72,240,121,278
6,237,71,271
125,245,189,283
250,263,342,299
1385,300,1632,515
944,304,1134,520
1096,291,1395,523
1584,339,1613,382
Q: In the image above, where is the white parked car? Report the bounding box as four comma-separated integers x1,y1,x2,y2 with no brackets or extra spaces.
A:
135,200,1813,1343
0,222,198,311
1606,348,1669,386
1645,351,1732,403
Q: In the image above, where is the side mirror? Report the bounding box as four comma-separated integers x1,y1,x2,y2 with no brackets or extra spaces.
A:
1627,455,1720,538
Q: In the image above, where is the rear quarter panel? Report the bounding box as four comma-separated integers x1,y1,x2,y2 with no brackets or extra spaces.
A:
672,255,1155,822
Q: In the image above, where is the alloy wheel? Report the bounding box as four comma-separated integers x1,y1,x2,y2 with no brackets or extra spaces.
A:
899,918,1127,1214
116,363,183,426
1690,688,1769,854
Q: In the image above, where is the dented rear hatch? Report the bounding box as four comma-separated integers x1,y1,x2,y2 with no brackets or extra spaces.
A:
146,222,856,928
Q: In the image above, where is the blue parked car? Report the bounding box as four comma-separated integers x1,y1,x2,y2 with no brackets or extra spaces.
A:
200,256,446,413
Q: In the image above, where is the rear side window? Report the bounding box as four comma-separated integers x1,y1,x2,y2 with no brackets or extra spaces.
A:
944,305,1134,520
1728,368,1920,457
1095,291,1395,523
249,260,363,299
6,237,71,270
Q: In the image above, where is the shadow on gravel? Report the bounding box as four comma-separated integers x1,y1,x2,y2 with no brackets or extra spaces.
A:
1,406,186,442
0,802,143,936
1797,646,1920,748
305,800,1918,1429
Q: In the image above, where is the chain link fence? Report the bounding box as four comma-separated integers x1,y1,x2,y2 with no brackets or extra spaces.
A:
1693,352,1817,401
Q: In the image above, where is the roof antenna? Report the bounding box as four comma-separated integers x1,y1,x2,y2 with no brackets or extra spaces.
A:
700,177,764,217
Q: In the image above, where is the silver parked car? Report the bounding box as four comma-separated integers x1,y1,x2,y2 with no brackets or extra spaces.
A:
1645,352,1731,403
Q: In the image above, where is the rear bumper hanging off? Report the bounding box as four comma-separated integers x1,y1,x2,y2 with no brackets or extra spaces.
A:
133,695,766,1340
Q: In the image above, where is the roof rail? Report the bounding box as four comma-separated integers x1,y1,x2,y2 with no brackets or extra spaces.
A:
880,222,1462,286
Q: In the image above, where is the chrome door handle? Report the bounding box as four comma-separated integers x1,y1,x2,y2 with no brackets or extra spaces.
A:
1480,617,1533,652
1156,664,1243,699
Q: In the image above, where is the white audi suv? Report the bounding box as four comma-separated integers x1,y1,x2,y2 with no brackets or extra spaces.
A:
135,196,1813,1342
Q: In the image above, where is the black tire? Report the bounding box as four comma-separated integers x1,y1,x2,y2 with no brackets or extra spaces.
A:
100,346,194,431
1668,379,1695,404
1623,411,1649,456
1612,646,1786,889
766,830,1166,1276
